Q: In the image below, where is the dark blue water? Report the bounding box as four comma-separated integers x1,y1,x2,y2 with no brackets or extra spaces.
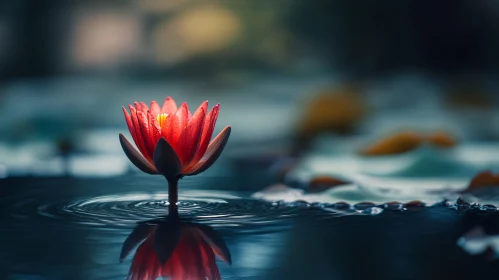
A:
2,175,499,279
0,175,336,279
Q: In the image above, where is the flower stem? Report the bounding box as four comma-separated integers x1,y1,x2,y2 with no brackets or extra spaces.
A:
167,178,179,216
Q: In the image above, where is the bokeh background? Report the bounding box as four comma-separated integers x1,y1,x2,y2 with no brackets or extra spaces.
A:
1,0,499,179
3,1,499,279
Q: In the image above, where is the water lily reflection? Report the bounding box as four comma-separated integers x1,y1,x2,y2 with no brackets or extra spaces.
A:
121,216,231,280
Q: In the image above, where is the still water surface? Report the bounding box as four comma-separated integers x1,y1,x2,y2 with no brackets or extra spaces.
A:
1,175,499,279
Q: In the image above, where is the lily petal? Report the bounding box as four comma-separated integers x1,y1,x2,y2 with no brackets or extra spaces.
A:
128,105,149,159
119,133,158,174
154,221,182,264
184,126,231,176
190,223,232,264
176,102,189,138
197,101,209,116
140,102,149,113
136,110,154,159
150,101,161,116
188,104,219,168
161,111,175,146
134,102,147,115
122,107,138,146
120,223,156,262
177,103,206,166
167,102,189,149
153,138,182,179
147,111,162,148
161,96,178,115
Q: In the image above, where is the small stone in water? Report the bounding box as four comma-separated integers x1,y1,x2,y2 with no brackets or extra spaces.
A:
442,200,457,210
354,202,377,210
333,202,350,209
309,202,322,208
404,200,425,210
362,207,383,215
456,197,470,206
384,201,403,210
272,200,287,207
290,200,309,207
479,204,497,212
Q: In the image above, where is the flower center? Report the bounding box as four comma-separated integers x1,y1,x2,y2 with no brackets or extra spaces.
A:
157,113,168,128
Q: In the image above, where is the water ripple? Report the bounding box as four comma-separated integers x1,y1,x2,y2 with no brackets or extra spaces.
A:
5,190,351,233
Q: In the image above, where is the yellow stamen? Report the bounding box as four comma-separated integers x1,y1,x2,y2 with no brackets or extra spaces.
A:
157,113,168,128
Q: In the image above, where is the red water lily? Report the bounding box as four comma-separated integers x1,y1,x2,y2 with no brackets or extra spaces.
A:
120,97,231,180
121,219,231,280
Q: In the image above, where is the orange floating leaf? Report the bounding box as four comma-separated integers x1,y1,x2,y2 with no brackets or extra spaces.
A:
465,171,499,192
360,131,423,156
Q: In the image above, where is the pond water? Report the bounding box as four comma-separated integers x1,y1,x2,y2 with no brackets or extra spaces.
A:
2,174,499,279
2,77,499,279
